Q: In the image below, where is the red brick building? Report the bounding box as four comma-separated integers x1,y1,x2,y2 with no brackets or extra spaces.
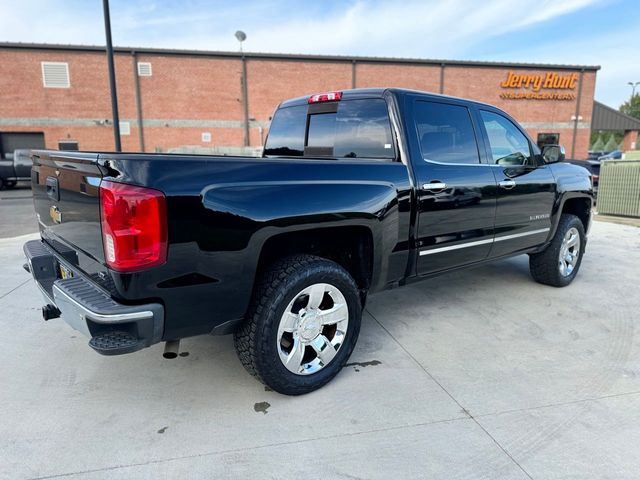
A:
0,43,601,159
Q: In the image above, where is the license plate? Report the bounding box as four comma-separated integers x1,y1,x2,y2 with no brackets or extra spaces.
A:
59,263,74,280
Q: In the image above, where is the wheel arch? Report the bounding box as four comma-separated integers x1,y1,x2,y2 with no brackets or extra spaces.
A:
548,193,593,241
253,226,375,305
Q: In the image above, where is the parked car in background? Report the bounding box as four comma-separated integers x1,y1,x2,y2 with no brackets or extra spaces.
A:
587,150,606,160
564,159,600,195
0,149,32,189
598,150,622,161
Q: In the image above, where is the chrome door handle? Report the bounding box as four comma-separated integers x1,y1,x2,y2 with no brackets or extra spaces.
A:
499,179,516,190
422,182,447,191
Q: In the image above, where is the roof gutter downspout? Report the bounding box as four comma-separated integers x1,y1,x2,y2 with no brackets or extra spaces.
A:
571,69,585,159
131,51,145,152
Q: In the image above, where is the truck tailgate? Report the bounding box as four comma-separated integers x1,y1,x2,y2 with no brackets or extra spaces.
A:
31,150,106,268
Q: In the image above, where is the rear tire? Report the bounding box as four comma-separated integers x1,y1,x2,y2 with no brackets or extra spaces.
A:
529,214,585,287
234,254,362,395
0,177,4,190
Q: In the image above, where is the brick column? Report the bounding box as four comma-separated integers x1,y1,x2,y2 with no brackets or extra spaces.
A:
622,130,639,151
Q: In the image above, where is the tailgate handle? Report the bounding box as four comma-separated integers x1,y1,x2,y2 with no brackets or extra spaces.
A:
46,176,60,201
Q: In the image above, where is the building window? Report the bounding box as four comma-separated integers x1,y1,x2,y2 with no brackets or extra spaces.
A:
119,121,131,136
201,132,212,143
42,62,70,88
137,62,152,76
58,140,78,151
537,133,560,148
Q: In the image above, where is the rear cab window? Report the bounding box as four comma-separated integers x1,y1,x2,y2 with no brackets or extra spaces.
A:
264,98,396,160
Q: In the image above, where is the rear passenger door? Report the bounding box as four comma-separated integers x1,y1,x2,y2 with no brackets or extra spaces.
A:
408,98,498,275
477,110,556,257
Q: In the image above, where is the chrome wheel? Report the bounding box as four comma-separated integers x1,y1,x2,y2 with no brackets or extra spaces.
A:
558,227,580,277
276,283,349,375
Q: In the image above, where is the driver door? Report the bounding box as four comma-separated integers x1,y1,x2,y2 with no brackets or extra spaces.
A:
477,109,556,258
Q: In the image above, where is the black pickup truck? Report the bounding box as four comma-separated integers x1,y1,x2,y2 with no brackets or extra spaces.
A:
24,88,593,394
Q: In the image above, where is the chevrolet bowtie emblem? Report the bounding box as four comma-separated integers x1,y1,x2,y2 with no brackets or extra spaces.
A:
50,205,62,224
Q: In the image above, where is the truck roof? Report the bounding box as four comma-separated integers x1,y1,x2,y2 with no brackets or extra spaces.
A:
278,87,498,110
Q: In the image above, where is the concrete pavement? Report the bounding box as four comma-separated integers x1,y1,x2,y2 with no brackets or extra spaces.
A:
0,184,38,239
1,220,639,479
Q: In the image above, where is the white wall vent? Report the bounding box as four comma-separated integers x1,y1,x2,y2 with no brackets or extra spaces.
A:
42,62,70,88
119,121,131,135
137,62,152,76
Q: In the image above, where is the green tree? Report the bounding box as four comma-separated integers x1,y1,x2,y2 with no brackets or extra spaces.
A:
620,93,640,120
603,133,619,152
591,134,605,151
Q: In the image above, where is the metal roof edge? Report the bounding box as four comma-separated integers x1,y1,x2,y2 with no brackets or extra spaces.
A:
0,42,602,71
593,100,640,128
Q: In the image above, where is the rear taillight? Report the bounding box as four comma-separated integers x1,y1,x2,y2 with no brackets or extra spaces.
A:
308,91,342,103
99,181,167,272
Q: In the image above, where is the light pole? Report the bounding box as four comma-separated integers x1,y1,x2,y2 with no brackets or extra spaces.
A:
103,0,121,152
628,81,640,100
236,30,250,147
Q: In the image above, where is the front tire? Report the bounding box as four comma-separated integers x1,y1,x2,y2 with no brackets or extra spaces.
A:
234,255,362,395
529,214,585,287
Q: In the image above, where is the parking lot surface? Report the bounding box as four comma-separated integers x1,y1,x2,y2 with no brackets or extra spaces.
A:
0,184,38,239
1,219,639,479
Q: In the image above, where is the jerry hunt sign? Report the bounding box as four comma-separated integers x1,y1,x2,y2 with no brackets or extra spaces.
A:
499,71,577,101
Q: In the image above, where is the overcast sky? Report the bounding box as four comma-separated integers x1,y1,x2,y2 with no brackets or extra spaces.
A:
1,0,638,107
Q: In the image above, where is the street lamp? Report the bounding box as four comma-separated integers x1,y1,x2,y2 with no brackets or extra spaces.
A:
235,31,250,147
235,30,247,52
628,81,640,100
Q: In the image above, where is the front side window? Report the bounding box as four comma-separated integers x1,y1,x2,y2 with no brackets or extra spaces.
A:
480,111,533,166
413,101,480,164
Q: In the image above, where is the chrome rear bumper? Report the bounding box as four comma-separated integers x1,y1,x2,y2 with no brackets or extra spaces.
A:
23,239,164,355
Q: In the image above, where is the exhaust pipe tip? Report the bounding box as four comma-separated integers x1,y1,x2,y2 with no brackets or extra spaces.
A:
42,304,60,321
163,340,180,359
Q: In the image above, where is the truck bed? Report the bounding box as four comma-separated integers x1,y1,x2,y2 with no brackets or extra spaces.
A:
30,149,412,340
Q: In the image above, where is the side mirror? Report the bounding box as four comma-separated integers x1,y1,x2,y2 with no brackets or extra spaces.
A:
542,144,565,164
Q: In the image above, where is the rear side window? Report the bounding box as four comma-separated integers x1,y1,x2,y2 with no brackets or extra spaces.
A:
414,101,480,164
264,99,395,159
